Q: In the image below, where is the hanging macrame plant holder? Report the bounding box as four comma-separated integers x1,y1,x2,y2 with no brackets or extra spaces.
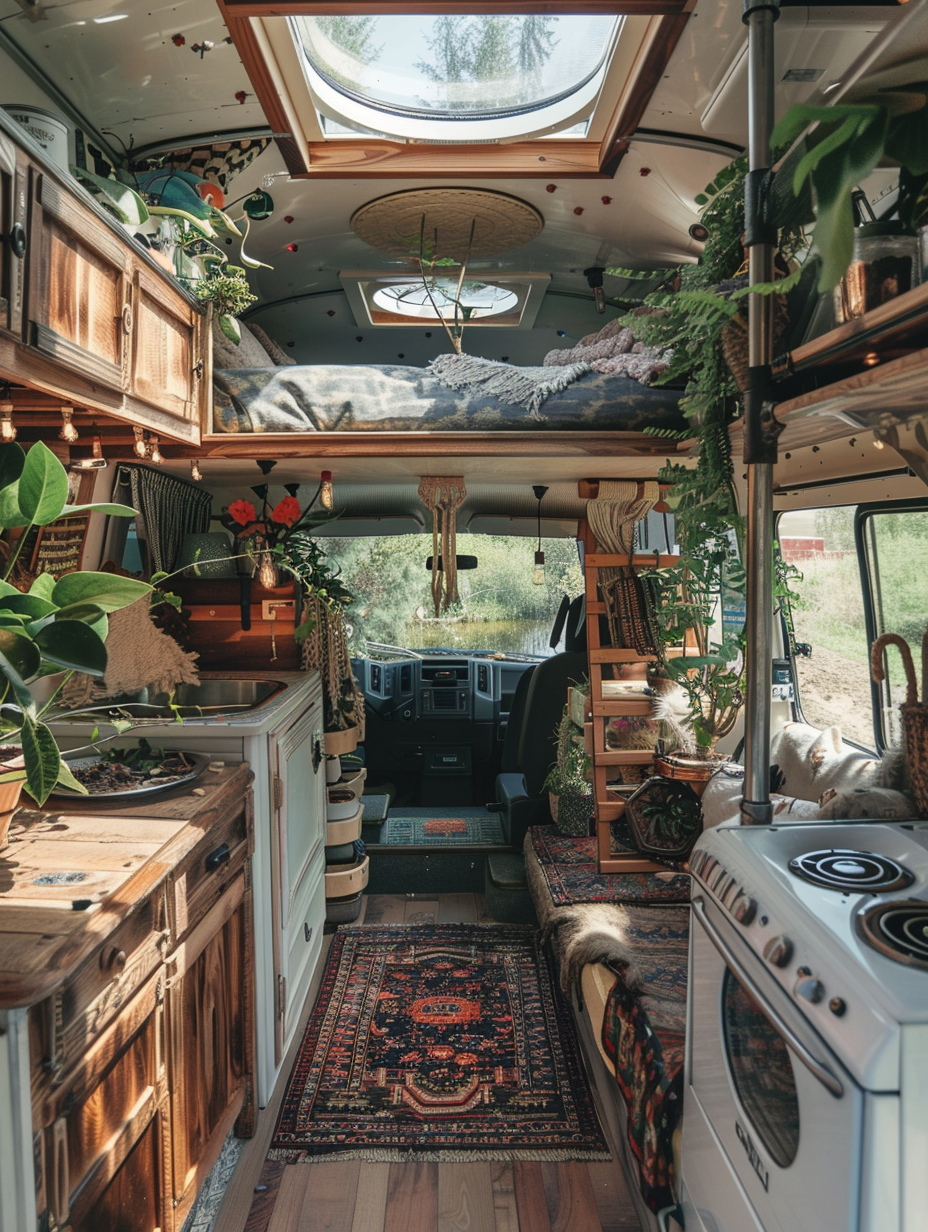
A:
301,594,365,735
418,476,467,617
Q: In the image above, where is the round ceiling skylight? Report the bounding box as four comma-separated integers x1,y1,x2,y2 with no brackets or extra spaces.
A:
372,280,519,321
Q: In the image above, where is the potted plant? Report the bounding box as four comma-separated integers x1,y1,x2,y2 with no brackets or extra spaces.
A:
0,441,149,833
544,703,592,836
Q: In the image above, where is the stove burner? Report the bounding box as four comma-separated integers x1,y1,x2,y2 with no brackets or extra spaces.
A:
788,849,913,893
857,901,928,970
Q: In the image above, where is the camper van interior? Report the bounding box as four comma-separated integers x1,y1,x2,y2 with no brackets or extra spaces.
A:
0,1,927,1231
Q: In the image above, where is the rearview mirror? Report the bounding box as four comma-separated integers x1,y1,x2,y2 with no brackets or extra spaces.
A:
425,555,478,570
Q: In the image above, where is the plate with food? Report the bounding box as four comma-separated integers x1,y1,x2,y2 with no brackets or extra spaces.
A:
52,741,210,800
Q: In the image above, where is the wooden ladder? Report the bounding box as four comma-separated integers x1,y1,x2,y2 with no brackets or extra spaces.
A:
579,484,674,874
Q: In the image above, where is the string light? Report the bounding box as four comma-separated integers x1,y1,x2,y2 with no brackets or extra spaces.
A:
532,484,548,585
320,470,334,510
0,401,15,442
190,458,203,481
133,426,147,458
59,405,79,443
149,436,163,465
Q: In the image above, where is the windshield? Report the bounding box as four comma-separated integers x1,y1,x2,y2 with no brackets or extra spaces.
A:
323,533,583,657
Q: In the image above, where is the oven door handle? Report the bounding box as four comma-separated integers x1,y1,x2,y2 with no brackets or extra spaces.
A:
692,897,844,1099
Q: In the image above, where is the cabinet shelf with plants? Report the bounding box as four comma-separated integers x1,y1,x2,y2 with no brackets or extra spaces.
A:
578,483,676,875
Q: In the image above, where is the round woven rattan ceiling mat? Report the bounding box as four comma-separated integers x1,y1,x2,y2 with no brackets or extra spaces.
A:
351,188,544,260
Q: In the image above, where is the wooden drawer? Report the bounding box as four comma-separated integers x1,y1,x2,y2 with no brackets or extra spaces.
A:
169,795,250,945
31,892,168,1115
38,967,169,1230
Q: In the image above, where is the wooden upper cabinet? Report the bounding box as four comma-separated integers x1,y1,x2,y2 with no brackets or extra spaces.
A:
29,171,129,393
131,263,203,432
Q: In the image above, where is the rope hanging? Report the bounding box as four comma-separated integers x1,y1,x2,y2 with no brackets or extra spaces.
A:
418,476,467,616
586,479,660,557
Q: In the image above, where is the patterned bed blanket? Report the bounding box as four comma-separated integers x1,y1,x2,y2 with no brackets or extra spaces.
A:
212,364,686,433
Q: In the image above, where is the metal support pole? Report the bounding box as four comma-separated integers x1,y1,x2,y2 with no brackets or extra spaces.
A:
741,0,780,826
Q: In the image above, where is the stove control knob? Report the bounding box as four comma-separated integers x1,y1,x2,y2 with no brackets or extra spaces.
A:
829,997,847,1017
731,893,757,925
764,936,793,967
795,976,825,1005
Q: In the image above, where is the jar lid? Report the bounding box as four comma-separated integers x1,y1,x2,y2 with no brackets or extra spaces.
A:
855,221,914,238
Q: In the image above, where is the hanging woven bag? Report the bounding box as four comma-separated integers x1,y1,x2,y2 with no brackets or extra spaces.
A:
871,630,928,818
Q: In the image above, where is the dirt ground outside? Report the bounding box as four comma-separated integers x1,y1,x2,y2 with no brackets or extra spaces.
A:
793,644,876,749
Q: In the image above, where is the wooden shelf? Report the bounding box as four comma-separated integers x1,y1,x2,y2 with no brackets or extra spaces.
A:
584,553,678,569
589,648,659,664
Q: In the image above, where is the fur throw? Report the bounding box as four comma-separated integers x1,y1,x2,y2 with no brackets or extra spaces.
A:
770,722,878,801
700,760,915,825
540,902,641,997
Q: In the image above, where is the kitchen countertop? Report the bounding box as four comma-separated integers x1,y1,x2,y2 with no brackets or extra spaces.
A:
0,762,252,1009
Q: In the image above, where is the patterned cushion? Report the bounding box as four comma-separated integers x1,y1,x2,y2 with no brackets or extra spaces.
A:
770,722,877,801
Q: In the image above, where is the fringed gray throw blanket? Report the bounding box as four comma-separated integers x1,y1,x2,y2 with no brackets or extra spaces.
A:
428,353,592,418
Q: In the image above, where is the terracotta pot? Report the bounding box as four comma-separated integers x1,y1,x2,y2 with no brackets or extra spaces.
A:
0,778,24,849
655,752,727,798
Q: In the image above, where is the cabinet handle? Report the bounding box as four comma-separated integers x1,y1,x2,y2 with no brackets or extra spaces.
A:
304,922,313,944
9,221,25,260
100,946,127,975
205,842,231,872
121,303,133,335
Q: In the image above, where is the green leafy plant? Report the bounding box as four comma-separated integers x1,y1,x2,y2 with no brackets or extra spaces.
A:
544,701,591,795
770,84,928,290
190,266,259,344
0,441,150,804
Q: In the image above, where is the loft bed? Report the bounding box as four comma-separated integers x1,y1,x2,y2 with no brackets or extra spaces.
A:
207,319,687,445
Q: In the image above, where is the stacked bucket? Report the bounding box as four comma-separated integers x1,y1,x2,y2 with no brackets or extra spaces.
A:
324,755,369,923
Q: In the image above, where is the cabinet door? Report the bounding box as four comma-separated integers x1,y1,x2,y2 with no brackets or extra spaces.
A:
130,263,202,435
0,132,28,338
28,172,130,392
167,870,254,1229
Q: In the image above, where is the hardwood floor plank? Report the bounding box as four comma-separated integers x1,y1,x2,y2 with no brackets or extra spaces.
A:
490,1163,519,1232
242,1161,286,1232
268,1161,362,1231
586,1160,641,1232
512,1163,551,1232
363,894,407,924
438,1163,497,1232
541,1162,603,1232
405,897,439,924
437,894,478,923
351,1163,391,1232
384,1161,439,1232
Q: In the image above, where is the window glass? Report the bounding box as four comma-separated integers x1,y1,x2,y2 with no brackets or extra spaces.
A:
778,507,873,747
861,508,928,748
292,14,616,120
322,533,583,657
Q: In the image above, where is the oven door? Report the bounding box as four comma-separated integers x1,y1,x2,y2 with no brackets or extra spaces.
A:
683,895,864,1232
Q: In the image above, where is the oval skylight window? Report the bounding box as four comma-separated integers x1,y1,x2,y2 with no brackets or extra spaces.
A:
372,279,519,321
290,14,620,141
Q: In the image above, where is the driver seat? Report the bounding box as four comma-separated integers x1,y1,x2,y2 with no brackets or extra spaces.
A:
493,596,587,849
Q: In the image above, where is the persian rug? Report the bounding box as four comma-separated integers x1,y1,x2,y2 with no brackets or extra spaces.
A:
528,827,691,908
379,808,506,846
270,924,610,1163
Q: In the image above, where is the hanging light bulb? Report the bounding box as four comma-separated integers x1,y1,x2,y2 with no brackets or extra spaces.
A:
190,458,203,482
59,405,79,443
532,484,548,585
133,426,147,458
584,267,606,314
149,436,163,465
0,401,16,442
320,470,334,510
259,553,278,589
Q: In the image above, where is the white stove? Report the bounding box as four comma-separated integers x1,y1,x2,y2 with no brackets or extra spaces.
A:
680,819,928,1232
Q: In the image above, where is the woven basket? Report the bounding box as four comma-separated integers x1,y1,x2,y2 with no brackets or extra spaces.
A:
871,631,928,819
721,295,791,392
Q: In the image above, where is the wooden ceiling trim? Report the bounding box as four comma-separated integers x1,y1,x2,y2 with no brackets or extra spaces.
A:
300,139,605,178
220,3,692,16
598,11,690,175
190,431,673,459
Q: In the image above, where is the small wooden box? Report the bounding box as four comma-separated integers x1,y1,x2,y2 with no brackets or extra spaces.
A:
173,577,301,670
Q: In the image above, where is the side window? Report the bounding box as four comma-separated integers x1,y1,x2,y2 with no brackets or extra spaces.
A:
777,506,874,748
859,506,928,750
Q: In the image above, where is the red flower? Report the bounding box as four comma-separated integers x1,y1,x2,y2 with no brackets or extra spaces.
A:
270,496,301,526
228,499,257,526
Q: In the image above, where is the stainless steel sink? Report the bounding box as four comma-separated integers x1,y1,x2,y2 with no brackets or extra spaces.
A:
53,678,287,722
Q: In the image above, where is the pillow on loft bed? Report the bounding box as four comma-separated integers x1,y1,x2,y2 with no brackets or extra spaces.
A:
211,320,297,370
211,363,688,434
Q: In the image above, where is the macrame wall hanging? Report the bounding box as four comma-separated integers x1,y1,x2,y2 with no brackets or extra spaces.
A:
300,595,365,734
418,476,467,616
588,480,662,656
